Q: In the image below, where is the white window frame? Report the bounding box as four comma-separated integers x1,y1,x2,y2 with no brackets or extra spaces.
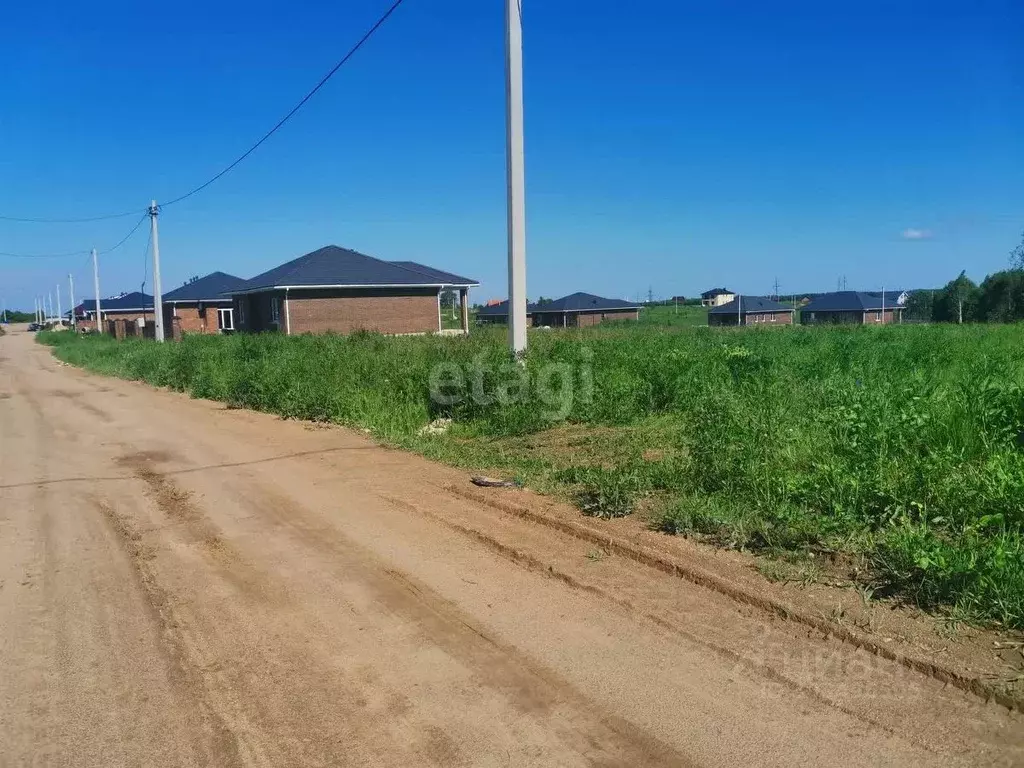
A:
218,307,234,331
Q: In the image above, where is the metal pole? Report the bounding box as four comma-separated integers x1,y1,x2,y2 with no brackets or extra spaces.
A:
68,274,76,331
149,200,165,342
505,0,528,357
92,248,103,335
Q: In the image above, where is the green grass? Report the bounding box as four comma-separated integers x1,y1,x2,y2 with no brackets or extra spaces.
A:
637,303,708,327
39,323,1024,630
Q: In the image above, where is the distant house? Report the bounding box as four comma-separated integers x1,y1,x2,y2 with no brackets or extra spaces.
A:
531,293,642,327
162,272,246,334
800,291,905,325
708,296,794,327
74,292,154,332
476,299,532,325
225,245,478,335
478,293,641,327
701,288,736,307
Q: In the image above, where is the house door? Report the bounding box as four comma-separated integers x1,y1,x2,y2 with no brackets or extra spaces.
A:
218,307,235,332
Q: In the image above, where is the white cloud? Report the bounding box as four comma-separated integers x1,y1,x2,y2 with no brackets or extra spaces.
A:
901,228,933,241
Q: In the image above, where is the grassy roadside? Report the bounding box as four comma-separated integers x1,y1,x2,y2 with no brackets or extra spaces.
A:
38,324,1024,630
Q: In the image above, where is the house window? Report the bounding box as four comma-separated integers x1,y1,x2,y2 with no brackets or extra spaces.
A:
270,297,281,326
238,300,246,328
218,307,234,331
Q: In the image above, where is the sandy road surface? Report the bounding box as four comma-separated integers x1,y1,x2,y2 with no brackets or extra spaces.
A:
0,327,1021,767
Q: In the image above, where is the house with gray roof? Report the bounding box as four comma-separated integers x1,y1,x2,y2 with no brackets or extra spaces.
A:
163,272,246,334
708,296,794,326
800,292,905,325
225,245,478,335
478,293,641,328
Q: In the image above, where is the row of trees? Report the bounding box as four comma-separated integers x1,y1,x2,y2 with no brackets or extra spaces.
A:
905,233,1024,324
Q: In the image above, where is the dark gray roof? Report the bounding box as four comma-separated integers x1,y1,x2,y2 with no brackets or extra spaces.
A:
389,261,477,287
75,292,153,314
802,291,906,313
163,272,246,303
229,245,479,293
708,296,793,314
533,292,641,313
701,287,734,298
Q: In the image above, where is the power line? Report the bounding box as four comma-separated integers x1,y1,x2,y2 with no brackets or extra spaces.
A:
0,209,144,224
161,0,408,208
0,0,411,226
100,214,148,254
141,222,153,293
0,213,147,259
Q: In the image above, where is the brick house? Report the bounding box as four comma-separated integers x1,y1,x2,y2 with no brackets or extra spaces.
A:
226,245,478,335
477,293,641,327
800,292,905,325
531,293,641,327
73,292,154,332
476,299,533,325
162,272,246,334
701,288,736,307
708,296,794,326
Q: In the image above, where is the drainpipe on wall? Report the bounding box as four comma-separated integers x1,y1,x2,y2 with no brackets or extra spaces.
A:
284,289,291,335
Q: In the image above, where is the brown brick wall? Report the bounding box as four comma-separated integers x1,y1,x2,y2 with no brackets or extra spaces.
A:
532,309,639,328
801,309,902,325
166,302,232,334
862,308,901,325
235,288,440,335
746,311,793,326
709,311,794,326
576,309,639,327
287,288,439,335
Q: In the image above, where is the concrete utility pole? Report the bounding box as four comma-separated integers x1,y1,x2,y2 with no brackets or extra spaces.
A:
149,200,165,342
505,0,528,357
737,294,742,326
92,248,103,335
47,292,53,323
56,284,62,326
68,274,76,331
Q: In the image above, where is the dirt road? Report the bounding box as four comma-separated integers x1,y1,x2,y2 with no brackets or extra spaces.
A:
1,327,1021,767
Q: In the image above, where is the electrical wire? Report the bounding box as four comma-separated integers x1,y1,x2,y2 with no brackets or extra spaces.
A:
0,247,88,258
0,0,410,226
0,209,145,224
0,213,147,259
161,0,408,208
141,222,153,293
100,213,148,254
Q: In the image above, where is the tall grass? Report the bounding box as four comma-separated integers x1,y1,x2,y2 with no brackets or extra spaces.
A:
40,324,1024,629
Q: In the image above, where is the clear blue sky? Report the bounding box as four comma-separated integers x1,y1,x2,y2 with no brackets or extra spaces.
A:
1,0,1021,311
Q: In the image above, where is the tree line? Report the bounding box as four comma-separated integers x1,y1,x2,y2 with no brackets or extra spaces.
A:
904,232,1024,323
